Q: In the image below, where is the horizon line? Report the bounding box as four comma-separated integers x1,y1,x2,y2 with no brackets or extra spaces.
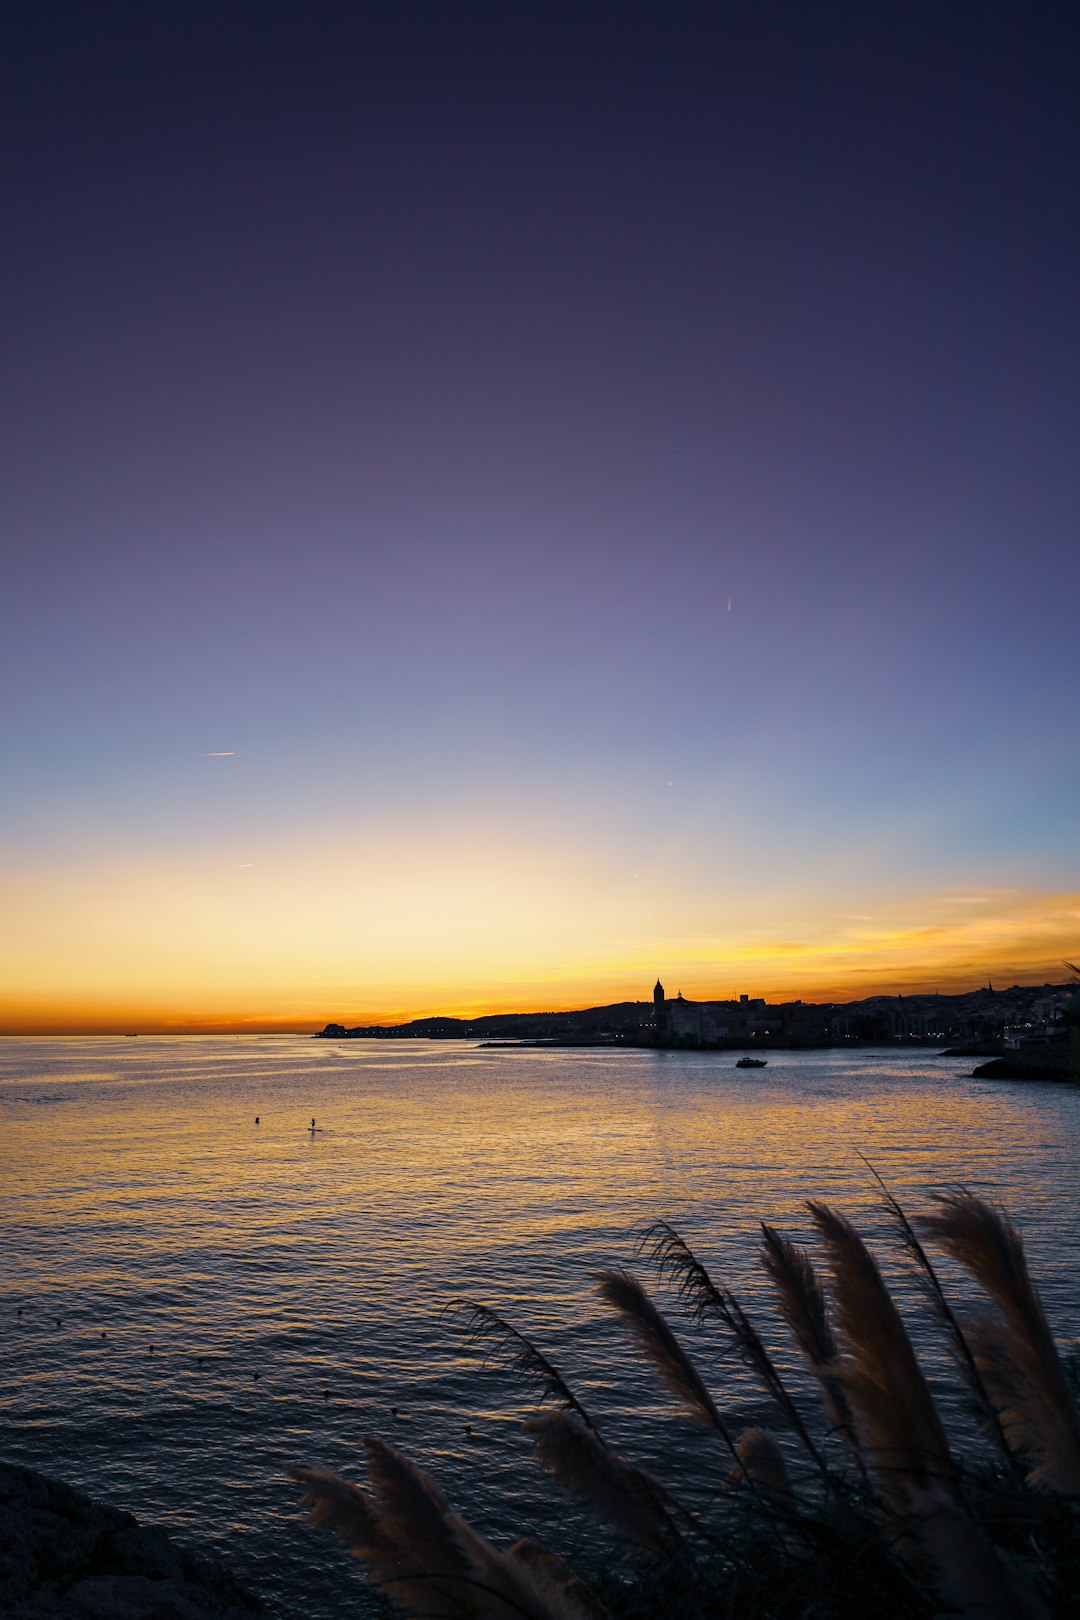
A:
1,968,1072,1037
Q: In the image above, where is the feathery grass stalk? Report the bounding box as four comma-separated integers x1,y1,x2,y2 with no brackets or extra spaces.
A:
921,1192,1080,1492
288,1456,479,1618
759,1222,865,1478
808,1203,1022,1620
640,1220,824,1472
453,1300,602,1436
731,1427,793,1500
807,1201,956,1501
296,1187,1078,1620
594,1267,738,1458
856,1156,1020,1474
291,1440,603,1620
524,1410,681,1556
507,1542,608,1620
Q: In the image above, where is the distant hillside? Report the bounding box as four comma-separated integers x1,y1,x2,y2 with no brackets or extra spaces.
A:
317,980,1077,1053
317,1002,651,1041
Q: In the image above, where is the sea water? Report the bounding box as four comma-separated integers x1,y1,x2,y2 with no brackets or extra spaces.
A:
2,1036,1078,1616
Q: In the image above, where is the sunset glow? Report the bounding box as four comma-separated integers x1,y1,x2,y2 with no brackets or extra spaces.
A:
2,4,1077,1035
2,820,1076,1032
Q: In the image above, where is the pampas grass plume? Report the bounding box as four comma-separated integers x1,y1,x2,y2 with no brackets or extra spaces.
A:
524,1410,677,1555
731,1428,793,1500
594,1267,730,1444
922,1192,1080,1492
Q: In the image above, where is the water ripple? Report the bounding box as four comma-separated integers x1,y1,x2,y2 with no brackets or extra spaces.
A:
1,1035,1078,1617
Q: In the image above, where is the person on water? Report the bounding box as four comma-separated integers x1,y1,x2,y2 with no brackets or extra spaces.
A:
310,1117,316,1131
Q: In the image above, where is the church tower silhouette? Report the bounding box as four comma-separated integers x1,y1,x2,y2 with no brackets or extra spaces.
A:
653,977,669,1041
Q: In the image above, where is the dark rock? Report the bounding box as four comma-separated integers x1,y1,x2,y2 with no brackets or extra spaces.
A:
971,1056,1074,1082
0,1464,265,1619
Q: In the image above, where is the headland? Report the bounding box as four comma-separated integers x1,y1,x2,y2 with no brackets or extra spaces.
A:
318,976,1078,1076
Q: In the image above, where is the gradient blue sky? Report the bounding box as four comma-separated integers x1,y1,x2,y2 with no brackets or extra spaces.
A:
3,2,1078,1029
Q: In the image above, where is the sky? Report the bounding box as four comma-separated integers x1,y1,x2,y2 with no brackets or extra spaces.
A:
2,1,1079,1033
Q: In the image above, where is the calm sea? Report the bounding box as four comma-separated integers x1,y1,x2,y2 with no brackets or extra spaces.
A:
2,1036,1078,1616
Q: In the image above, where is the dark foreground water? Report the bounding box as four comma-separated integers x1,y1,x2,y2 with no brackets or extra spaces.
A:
1,1037,1078,1616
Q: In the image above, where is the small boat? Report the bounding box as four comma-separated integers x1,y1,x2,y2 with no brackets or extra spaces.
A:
736,1056,767,1068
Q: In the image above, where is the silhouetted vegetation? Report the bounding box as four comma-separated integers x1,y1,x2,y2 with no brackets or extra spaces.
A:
291,1186,1080,1618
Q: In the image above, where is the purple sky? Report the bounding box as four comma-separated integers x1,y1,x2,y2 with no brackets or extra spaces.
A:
3,2,1079,1026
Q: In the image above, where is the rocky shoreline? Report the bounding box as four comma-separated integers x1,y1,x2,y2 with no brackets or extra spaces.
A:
971,1054,1076,1082
0,1463,266,1620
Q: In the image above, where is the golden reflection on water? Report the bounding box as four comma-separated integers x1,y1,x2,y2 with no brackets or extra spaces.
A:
1,1037,1079,1618
4,1041,1077,1311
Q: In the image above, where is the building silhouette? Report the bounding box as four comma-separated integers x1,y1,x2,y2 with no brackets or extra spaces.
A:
653,977,669,1041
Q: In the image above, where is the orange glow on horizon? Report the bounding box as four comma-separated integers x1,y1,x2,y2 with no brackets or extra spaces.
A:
2,952,1075,1036
1,830,1076,1034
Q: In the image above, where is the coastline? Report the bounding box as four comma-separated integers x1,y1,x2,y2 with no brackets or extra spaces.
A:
0,1463,265,1619
326,1028,1078,1081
